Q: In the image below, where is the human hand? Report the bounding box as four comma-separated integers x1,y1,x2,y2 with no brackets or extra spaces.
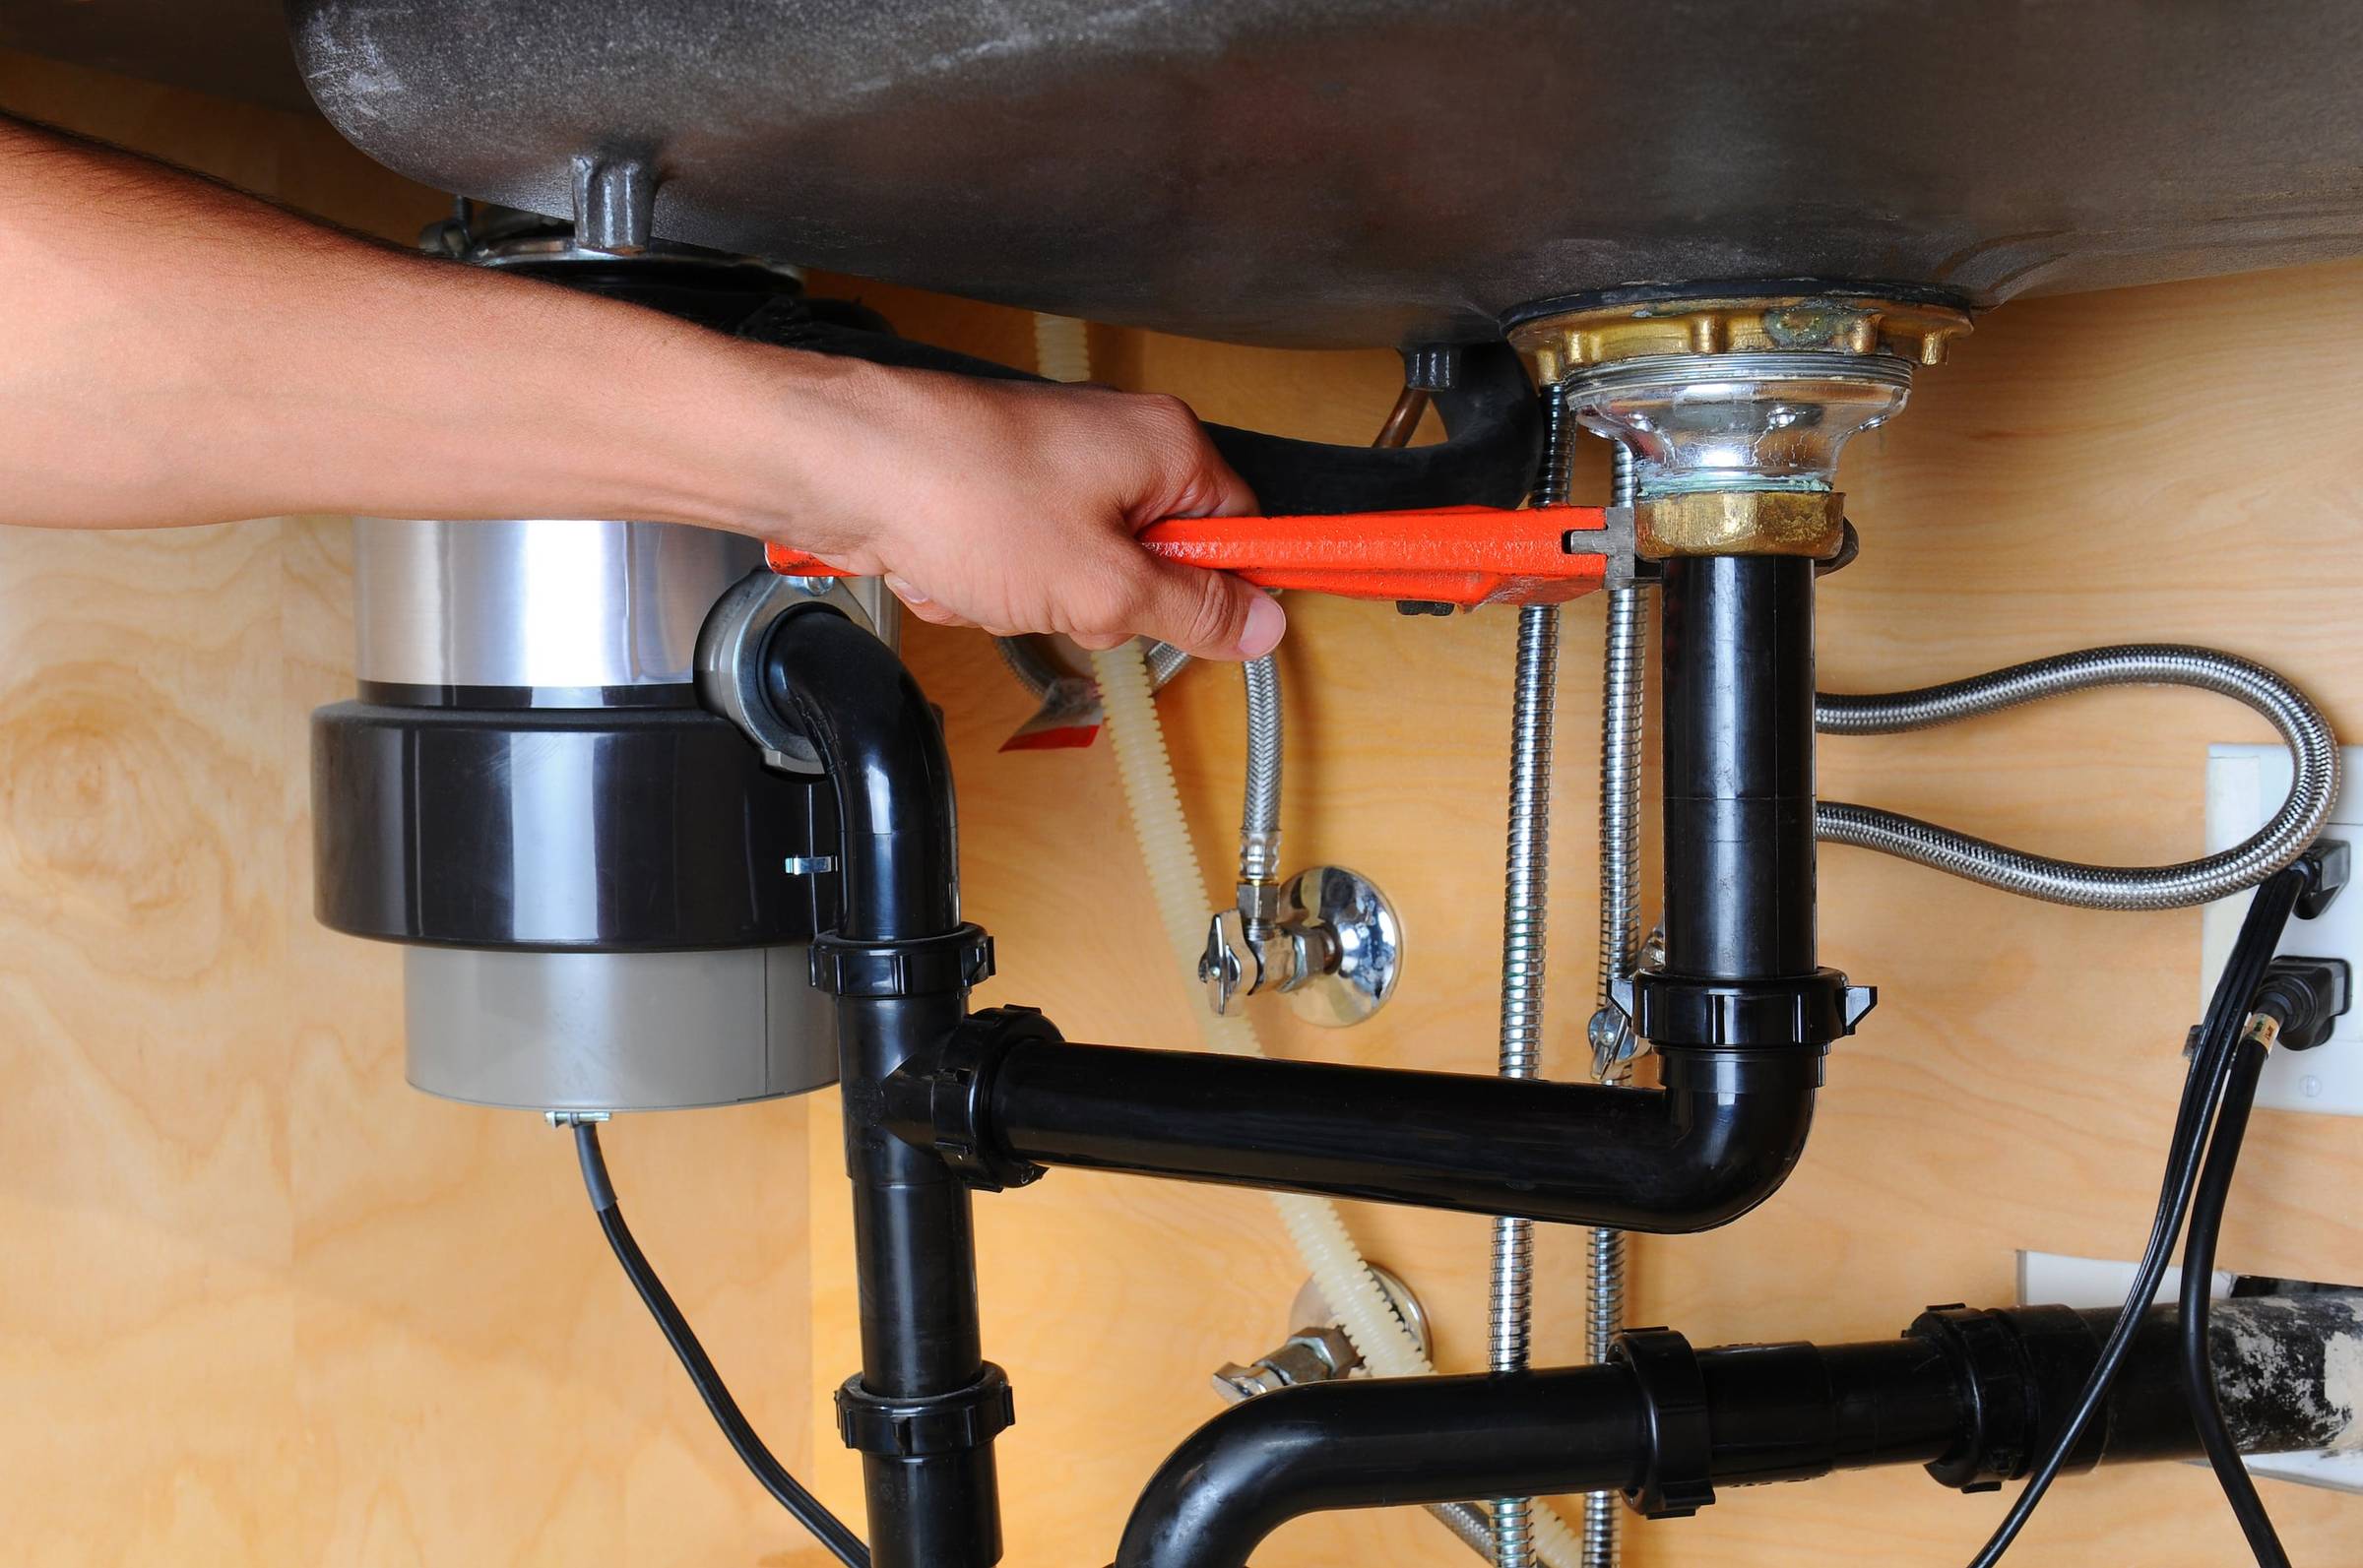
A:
760,360,1285,659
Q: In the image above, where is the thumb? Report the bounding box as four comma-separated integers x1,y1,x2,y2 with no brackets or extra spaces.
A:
1122,552,1287,661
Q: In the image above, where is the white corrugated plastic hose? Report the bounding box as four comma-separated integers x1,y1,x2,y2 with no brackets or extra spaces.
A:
1033,312,1095,385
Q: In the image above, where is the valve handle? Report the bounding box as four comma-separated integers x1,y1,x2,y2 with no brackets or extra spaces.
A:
765,503,1610,608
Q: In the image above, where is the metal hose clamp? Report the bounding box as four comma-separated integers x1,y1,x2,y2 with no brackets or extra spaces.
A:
696,570,887,773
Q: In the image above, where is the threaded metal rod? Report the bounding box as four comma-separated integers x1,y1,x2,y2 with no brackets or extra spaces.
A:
1583,437,1642,1568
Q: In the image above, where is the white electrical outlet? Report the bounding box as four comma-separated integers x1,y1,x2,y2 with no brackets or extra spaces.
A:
2203,744,2363,1116
2018,1250,2363,1494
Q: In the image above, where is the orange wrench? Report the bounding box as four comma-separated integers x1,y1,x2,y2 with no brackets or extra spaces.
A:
764,504,1612,608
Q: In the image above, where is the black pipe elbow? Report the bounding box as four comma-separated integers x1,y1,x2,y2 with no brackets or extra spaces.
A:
1635,1070,1817,1231
1630,1048,1820,1230
760,605,960,942
897,1018,1821,1231
1114,1370,1649,1568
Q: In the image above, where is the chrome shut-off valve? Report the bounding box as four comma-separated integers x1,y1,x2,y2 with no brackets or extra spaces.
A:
1200,865,1402,1027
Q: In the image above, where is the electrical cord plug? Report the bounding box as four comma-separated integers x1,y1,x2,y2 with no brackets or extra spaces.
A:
2292,838,2351,921
2249,956,2350,1052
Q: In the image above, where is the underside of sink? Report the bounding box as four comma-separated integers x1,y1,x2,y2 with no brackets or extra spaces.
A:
282,0,2363,347
13,1,2363,348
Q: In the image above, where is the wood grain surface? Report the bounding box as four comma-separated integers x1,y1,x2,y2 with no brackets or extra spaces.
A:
1,53,827,1567
5,45,2361,1568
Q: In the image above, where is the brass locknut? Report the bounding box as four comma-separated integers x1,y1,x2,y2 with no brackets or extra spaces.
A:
1635,490,1848,560
1511,294,1972,385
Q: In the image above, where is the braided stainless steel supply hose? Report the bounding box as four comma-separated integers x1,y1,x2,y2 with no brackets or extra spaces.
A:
1240,654,1283,903
1582,437,1643,1568
1491,387,1572,1568
1230,382,1430,932
1818,646,2337,909
1427,1500,1499,1559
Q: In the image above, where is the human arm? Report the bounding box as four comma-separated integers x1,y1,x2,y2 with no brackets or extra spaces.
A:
0,114,1282,658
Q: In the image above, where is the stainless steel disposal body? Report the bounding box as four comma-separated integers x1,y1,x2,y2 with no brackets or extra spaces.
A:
333,516,842,1111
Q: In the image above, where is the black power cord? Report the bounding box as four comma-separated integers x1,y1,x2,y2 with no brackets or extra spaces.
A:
570,1121,871,1568
2179,1030,2289,1567
1964,860,2315,1567
2178,936,2350,1568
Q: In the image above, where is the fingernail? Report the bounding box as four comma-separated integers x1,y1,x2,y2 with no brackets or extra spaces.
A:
1237,595,1286,659
883,574,929,604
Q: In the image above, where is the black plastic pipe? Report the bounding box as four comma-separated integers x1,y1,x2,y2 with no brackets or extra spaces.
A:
1115,1341,1957,1568
743,313,1545,514
1624,552,1860,1099
1114,1296,2363,1568
761,607,1001,1568
1660,553,1818,982
913,1037,1818,1231
761,609,958,942
1117,1367,1653,1568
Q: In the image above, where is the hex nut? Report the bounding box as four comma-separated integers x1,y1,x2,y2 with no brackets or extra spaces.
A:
1283,1324,1360,1378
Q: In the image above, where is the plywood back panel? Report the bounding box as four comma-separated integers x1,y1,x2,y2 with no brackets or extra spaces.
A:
0,54,835,1567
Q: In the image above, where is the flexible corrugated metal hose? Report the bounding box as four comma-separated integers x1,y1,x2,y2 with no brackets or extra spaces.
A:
1583,436,1644,1568
1490,385,1576,1568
